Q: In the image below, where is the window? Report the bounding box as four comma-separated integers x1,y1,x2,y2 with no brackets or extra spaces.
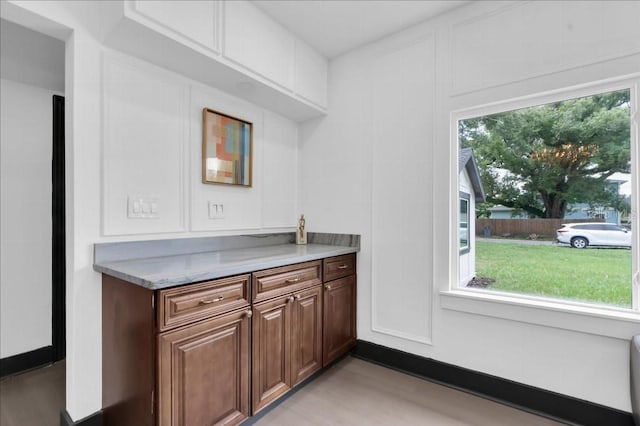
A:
460,192,470,254
456,84,638,312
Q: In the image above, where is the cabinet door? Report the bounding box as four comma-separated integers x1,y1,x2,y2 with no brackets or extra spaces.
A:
323,275,357,366
291,286,323,386
224,0,294,89
252,296,292,414
131,0,220,53
158,308,251,426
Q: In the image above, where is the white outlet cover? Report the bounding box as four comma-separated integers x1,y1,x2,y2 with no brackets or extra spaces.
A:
208,201,224,219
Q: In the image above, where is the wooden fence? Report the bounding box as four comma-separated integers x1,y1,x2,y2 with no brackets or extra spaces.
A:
475,218,604,238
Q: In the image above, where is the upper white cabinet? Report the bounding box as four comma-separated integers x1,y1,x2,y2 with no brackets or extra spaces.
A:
130,0,221,54
294,39,328,108
104,0,327,121
223,0,295,91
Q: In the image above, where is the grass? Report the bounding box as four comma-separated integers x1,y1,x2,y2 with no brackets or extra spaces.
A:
474,241,632,308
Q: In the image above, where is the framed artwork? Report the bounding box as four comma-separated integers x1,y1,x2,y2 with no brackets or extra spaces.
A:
202,108,253,186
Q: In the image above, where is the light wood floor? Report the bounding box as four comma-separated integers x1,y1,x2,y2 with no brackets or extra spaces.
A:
0,361,65,426
0,357,564,426
255,357,565,426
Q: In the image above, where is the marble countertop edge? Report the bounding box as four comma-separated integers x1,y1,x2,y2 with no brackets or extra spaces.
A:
95,243,358,290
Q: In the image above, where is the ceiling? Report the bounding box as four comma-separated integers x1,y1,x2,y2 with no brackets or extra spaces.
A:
252,0,470,58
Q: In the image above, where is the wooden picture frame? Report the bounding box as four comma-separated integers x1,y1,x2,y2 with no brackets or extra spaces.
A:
202,108,253,186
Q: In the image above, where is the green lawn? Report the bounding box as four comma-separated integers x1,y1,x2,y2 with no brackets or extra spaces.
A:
474,241,632,308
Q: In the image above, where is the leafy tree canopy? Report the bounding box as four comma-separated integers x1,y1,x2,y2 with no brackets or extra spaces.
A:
460,90,630,218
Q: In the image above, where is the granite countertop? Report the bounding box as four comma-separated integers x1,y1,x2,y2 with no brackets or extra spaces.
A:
94,243,358,290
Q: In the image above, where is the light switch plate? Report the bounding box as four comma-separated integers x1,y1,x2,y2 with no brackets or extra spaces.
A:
128,196,159,219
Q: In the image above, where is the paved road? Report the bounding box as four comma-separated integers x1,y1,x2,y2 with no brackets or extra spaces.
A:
477,237,558,246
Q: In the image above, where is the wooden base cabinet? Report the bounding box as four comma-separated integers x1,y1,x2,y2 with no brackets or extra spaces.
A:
103,274,252,426
103,276,156,426
323,255,357,366
291,285,323,386
251,295,292,414
251,262,323,415
158,308,251,426
103,253,355,425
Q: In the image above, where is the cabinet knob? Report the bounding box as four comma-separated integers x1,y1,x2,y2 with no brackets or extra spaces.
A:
245,309,253,318
325,285,332,291
288,295,295,303
285,276,301,283
295,294,302,301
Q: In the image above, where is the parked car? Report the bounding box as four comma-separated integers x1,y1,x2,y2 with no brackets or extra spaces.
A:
556,223,632,248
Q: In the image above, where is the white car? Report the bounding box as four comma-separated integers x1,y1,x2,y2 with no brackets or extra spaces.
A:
556,222,632,248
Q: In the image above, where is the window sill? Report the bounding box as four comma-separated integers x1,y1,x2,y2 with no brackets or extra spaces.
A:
440,289,640,340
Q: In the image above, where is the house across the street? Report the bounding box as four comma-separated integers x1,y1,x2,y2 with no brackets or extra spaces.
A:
459,148,485,286
486,174,630,225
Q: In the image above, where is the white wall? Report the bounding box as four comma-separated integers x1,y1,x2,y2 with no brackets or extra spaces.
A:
0,18,65,92
299,33,436,346
3,0,638,421
299,0,640,412
3,0,298,419
0,79,56,357
0,20,65,359
101,50,298,237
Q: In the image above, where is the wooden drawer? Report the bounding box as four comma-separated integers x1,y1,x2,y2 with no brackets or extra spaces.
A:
252,260,321,303
157,274,250,332
323,254,356,282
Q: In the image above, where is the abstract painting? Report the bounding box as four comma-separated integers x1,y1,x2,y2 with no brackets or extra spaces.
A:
202,108,252,186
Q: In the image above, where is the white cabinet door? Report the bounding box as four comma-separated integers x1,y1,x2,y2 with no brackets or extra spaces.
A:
223,0,294,90
132,0,220,53
294,39,328,108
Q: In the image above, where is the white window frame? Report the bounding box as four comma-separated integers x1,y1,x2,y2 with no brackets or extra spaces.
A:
441,75,640,339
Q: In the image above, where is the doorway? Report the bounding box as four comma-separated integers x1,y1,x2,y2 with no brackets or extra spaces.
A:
52,95,65,362
0,18,66,376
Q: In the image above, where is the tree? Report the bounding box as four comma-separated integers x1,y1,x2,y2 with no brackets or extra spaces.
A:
460,90,630,218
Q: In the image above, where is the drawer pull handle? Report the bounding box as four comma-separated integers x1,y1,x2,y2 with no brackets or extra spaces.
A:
337,264,349,270
245,309,253,318
325,285,332,291
199,296,224,305
286,276,301,283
